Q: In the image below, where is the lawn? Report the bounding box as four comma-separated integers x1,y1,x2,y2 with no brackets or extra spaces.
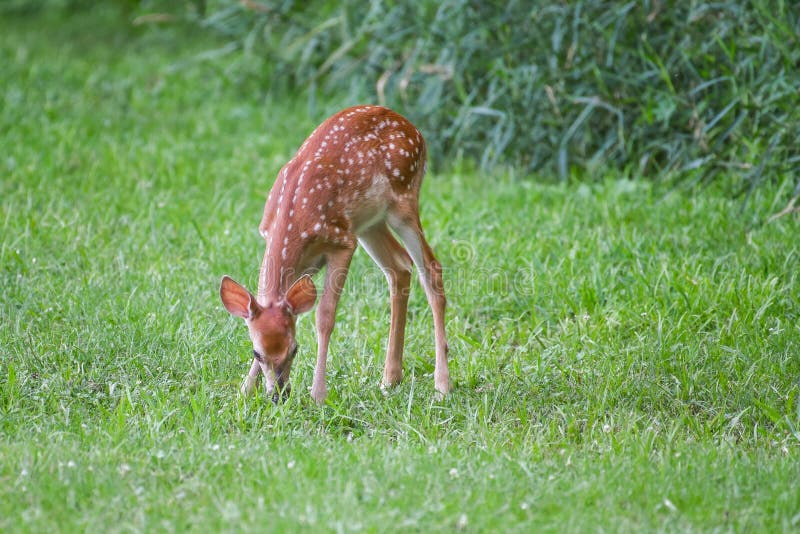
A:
1,7,799,532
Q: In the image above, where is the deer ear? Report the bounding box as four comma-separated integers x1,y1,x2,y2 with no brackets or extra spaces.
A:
286,275,317,315
220,276,258,319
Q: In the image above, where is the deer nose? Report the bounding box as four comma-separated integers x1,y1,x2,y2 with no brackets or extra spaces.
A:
271,379,291,404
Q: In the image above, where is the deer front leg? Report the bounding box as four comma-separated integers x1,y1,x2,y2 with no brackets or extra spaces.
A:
311,247,355,403
240,358,261,396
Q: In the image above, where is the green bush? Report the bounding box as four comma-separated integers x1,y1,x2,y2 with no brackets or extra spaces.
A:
34,1,796,188
183,1,798,186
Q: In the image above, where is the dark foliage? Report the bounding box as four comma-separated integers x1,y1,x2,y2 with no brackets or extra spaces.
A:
17,1,800,187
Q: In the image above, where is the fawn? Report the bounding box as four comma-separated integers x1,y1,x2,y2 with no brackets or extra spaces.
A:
220,105,449,403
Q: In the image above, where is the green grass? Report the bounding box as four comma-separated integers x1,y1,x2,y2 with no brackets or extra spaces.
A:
2,8,800,532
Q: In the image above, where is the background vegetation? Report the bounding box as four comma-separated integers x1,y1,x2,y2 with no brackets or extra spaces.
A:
1,3,798,532
6,1,799,191
129,0,800,190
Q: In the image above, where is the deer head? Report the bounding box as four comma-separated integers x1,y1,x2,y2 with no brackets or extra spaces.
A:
219,274,317,401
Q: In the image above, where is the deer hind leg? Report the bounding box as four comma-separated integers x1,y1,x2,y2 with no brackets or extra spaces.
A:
311,246,355,404
389,214,451,396
358,222,413,389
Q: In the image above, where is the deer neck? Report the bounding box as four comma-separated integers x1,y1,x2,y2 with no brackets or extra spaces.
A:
256,226,306,306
